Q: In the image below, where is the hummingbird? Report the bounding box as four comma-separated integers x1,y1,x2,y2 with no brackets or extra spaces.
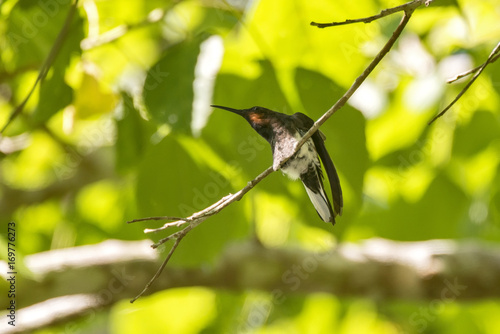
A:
211,105,343,225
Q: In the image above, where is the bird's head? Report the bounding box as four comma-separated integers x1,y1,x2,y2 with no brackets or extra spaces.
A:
212,105,275,128
211,105,277,142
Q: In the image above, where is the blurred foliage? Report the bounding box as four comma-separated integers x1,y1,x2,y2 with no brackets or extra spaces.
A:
1,0,500,333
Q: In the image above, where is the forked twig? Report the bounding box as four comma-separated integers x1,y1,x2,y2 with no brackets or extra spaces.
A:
429,41,500,125
129,0,428,302
447,52,500,84
129,236,184,303
129,167,273,302
310,0,430,27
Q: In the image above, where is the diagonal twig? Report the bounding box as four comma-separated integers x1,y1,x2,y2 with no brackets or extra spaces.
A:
446,47,500,84
429,41,500,125
129,0,428,302
130,235,184,303
293,6,419,158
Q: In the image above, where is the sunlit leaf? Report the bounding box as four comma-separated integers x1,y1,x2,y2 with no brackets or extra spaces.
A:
143,35,205,133
115,92,155,173
111,288,216,334
136,135,247,266
74,73,118,118
2,0,500,332
5,1,78,68
7,1,83,123
357,172,468,240
33,72,73,123
453,110,500,157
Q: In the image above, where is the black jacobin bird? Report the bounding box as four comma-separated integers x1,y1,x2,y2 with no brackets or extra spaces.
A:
211,105,343,225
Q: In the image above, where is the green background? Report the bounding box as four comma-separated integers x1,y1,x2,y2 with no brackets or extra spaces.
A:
1,0,500,333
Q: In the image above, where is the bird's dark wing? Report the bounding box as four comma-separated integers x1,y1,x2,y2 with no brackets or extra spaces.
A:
291,113,343,217
301,162,335,223
312,130,343,216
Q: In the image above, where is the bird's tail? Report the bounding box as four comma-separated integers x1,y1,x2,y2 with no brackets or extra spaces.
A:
301,167,335,224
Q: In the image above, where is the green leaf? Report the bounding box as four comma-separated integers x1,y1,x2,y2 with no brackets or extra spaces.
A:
193,7,240,36
374,124,432,169
357,173,468,240
15,1,83,124
115,92,155,173
453,110,500,157
212,60,292,113
143,36,204,133
488,55,500,97
6,1,83,70
137,135,207,217
136,135,247,266
33,71,73,123
490,189,500,235
73,73,118,119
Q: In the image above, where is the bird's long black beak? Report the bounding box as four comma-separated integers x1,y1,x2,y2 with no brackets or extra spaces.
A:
211,105,245,115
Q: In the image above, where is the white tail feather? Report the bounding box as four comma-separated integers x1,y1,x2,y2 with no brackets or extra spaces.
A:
303,185,333,222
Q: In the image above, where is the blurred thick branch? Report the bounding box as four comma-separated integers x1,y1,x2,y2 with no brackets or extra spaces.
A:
80,2,175,50
2,238,500,333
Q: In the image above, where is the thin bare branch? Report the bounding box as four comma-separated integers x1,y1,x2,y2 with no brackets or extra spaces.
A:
144,220,187,233
429,41,500,125
446,50,500,84
310,0,428,28
130,236,184,303
289,7,417,166
127,216,185,224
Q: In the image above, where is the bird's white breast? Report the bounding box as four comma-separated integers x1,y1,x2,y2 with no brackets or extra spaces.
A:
275,132,318,180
